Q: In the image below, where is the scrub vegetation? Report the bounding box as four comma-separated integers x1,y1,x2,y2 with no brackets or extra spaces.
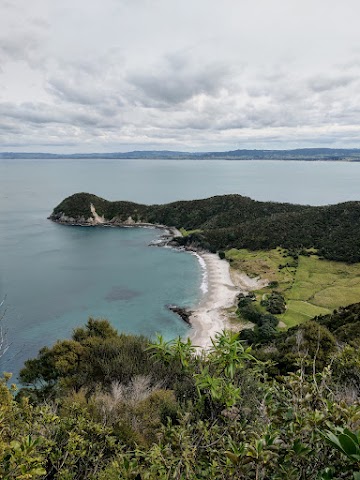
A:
1,312,360,480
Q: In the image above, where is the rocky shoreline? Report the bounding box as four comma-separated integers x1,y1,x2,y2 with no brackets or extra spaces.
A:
167,305,193,326
48,211,182,248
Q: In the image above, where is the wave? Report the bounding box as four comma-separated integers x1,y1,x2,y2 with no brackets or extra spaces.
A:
192,252,208,294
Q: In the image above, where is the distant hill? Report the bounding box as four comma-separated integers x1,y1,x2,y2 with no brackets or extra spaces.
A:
50,192,360,263
3,148,360,160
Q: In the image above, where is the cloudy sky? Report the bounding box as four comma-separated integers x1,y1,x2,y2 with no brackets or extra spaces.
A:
1,0,360,152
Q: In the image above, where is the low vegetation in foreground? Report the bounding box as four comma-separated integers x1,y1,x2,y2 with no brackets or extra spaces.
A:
1,312,360,479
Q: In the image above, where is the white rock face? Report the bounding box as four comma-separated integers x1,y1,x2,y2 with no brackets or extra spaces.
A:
60,213,75,223
90,203,106,224
56,205,147,226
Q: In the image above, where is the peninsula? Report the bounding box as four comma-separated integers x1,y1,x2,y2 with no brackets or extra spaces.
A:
50,192,360,346
50,192,360,263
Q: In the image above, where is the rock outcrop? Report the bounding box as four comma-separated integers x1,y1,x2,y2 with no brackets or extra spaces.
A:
167,305,193,325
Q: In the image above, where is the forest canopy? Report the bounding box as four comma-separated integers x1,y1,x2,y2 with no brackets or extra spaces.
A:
51,193,360,263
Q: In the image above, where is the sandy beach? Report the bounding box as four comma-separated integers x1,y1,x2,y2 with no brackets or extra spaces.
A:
188,252,240,349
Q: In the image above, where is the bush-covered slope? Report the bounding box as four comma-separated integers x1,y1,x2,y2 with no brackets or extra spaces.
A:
2,312,359,480
245,302,360,382
50,192,360,262
316,302,360,347
51,192,306,226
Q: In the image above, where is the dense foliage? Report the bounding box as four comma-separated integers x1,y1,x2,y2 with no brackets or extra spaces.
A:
315,302,360,348
51,193,360,263
237,292,280,344
1,314,359,479
261,291,286,314
244,303,360,390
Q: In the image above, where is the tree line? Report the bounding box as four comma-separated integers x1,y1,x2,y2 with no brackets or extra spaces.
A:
52,193,360,263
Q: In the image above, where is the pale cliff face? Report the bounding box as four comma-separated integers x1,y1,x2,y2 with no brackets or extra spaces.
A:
123,216,136,225
58,213,92,223
90,203,106,224
51,209,144,225
55,204,106,224
90,205,139,225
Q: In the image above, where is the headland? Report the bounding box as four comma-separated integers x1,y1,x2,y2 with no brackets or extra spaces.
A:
49,191,360,346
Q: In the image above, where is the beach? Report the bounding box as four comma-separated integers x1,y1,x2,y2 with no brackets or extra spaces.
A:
188,252,240,348
187,252,269,348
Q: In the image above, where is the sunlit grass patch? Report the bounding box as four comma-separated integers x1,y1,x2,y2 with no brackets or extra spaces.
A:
228,248,360,329
280,300,330,327
179,228,203,237
226,248,295,286
313,287,360,309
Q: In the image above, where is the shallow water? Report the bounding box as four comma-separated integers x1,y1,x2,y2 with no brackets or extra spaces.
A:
1,159,360,380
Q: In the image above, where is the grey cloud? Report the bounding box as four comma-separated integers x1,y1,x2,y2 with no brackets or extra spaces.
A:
0,102,63,125
0,139,79,148
47,78,106,106
0,1,48,68
30,17,50,29
0,34,41,63
127,54,229,106
1,0,360,152
308,75,357,92
0,0,13,8
45,59,126,111
0,120,19,132
141,64,360,136
0,101,109,131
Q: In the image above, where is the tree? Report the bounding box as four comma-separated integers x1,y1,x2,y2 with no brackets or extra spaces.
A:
0,297,9,359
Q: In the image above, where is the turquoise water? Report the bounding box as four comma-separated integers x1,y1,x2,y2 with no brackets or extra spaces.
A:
1,159,360,380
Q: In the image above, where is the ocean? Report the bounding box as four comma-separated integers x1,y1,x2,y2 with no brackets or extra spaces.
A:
1,159,360,380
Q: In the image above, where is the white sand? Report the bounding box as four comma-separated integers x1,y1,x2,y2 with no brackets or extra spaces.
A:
188,253,270,349
188,253,240,349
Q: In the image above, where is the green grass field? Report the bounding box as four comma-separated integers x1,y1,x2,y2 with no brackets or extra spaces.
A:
179,228,203,237
226,249,360,327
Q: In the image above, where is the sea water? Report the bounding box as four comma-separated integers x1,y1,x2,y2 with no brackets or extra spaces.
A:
1,159,360,380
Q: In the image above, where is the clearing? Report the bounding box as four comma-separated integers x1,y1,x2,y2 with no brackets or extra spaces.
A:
226,248,360,327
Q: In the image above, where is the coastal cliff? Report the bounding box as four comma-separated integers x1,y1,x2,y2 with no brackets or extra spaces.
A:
49,192,150,226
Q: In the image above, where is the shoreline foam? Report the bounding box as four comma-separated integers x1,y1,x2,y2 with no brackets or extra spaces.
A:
191,252,208,294
188,252,240,349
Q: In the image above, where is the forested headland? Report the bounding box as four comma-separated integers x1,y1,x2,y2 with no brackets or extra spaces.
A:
51,192,360,263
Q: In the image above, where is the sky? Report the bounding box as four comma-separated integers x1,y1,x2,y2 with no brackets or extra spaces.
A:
1,0,360,153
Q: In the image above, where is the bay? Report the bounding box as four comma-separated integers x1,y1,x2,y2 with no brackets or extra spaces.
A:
1,159,360,380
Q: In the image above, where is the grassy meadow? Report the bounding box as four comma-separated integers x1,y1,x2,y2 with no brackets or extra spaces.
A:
226,248,360,327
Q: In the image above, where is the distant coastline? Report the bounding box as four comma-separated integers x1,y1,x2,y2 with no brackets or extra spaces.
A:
3,147,360,161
